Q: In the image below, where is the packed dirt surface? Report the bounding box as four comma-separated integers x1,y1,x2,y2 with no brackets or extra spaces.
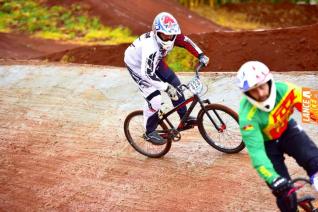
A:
0,64,317,211
0,2,318,71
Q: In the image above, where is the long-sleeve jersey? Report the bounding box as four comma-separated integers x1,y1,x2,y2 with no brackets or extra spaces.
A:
124,31,203,91
239,82,302,183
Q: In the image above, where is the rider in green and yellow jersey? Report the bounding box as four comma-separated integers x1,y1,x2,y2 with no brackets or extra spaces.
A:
237,61,318,212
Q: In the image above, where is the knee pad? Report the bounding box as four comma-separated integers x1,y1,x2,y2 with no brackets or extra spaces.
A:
143,95,162,132
143,94,162,118
149,95,162,111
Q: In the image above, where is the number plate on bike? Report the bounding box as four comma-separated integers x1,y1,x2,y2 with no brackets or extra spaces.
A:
188,77,203,94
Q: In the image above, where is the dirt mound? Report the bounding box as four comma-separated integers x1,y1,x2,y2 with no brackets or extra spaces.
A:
0,32,79,60
44,0,226,35
39,43,129,67
40,43,130,67
40,23,318,71
192,23,318,71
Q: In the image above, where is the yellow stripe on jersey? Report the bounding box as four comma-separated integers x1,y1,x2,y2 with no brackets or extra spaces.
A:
247,105,257,121
258,165,273,179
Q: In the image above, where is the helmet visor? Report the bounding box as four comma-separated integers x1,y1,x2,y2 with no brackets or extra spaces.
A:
157,32,176,41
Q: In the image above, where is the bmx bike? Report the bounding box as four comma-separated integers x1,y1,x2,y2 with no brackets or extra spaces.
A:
124,63,245,158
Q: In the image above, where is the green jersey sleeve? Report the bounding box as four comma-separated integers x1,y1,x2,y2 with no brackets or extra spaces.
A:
240,119,279,184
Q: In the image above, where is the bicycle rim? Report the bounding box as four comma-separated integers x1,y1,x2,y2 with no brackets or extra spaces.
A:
124,110,172,158
198,104,245,153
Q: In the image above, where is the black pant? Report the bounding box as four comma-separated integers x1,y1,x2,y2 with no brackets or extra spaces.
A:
155,60,187,119
265,119,318,212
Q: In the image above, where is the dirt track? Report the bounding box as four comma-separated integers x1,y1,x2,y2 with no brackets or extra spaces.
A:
0,63,317,211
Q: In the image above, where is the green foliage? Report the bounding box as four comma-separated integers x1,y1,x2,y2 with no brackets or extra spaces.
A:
0,0,136,44
166,47,198,72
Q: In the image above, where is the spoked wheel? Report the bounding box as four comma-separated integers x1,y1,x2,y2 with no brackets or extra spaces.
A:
124,110,172,158
197,104,245,153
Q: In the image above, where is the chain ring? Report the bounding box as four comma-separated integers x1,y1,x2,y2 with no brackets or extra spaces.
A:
170,129,181,141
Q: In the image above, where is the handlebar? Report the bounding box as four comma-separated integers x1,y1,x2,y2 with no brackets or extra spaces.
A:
291,178,312,185
287,177,312,196
178,62,205,92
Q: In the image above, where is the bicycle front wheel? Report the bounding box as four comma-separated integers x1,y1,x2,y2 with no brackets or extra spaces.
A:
197,104,245,153
124,110,172,158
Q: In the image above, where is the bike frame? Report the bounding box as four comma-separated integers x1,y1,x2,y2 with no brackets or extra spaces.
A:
159,92,226,132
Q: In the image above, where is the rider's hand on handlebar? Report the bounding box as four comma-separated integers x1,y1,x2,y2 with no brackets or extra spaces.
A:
199,54,209,67
165,84,179,101
270,176,292,197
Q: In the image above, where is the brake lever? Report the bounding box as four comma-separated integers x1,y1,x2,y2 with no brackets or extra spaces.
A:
178,84,188,92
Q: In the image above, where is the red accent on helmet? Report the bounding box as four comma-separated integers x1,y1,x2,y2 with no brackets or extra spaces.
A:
163,16,175,28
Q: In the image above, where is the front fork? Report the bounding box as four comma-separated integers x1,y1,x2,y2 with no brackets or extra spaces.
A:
199,98,226,132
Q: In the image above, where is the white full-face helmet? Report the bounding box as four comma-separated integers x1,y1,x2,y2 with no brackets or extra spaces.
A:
237,61,277,112
152,12,181,52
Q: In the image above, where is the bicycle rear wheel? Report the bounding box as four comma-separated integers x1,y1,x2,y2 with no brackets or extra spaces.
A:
124,110,172,158
197,104,245,153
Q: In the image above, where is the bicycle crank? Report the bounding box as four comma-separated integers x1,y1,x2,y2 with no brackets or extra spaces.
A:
170,129,181,142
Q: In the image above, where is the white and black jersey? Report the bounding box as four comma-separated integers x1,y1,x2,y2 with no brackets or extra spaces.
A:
124,31,203,92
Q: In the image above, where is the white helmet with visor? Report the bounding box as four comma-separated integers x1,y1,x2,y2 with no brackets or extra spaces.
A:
237,61,277,112
152,12,181,52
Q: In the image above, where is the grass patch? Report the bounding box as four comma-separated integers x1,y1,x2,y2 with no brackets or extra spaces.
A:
0,0,136,44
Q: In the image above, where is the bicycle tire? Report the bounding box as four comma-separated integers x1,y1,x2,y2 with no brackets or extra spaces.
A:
124,110,172,158
197,104,245,153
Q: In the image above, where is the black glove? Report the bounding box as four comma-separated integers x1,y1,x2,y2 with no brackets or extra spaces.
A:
270,177,292,197
199,54,209,67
